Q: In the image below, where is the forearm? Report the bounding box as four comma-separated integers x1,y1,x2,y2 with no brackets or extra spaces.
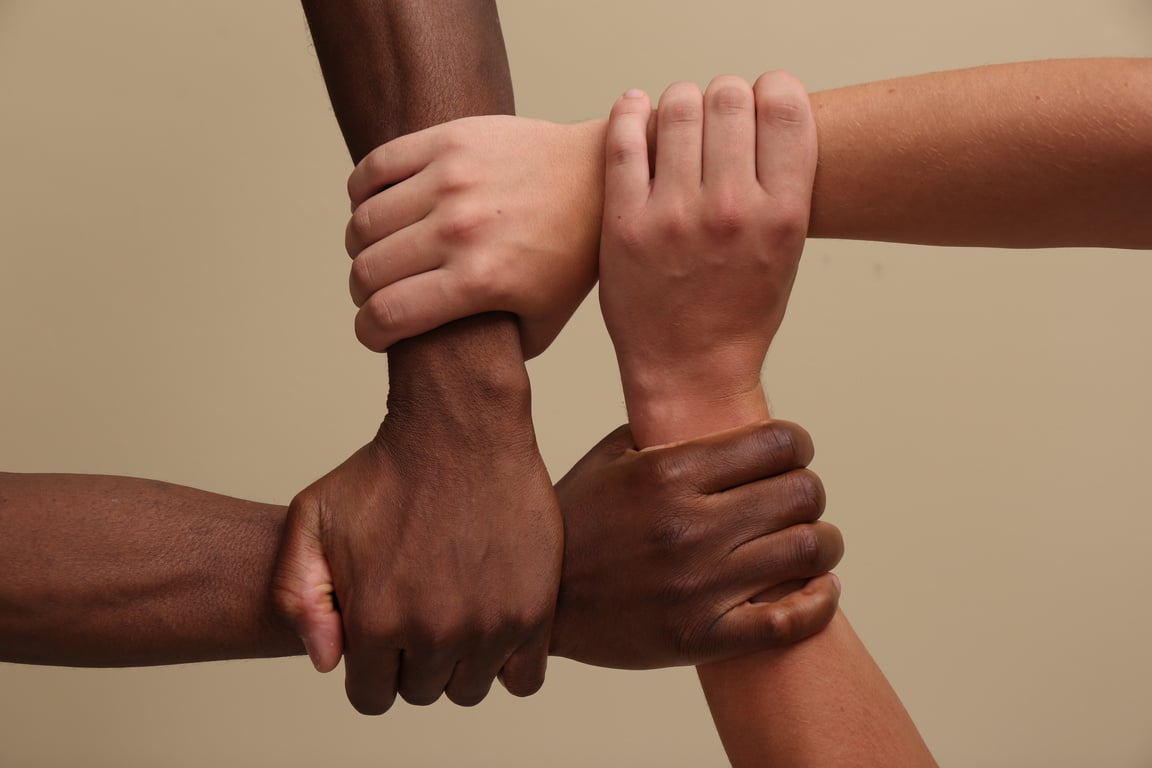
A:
303,0,530,420
302,0,514,162
808,57,1152,248
566,58,1146,250
629,401,931,765
698,613,933,767
0,473,301,666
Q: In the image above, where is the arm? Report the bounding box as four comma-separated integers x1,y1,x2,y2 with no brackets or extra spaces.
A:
597,75,934,765
273,1,563,713
343,57,1152,354
0,472,300,666
1,423,841,669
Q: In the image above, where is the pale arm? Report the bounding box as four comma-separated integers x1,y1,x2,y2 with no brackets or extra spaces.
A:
344,57,1152,355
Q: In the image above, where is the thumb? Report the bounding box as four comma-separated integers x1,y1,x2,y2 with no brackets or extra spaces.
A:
708,573,841,661
271,504,344,672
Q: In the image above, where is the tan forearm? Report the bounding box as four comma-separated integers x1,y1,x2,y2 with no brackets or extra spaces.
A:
698,614,934,767
808,57,1152,248
627,394,932,765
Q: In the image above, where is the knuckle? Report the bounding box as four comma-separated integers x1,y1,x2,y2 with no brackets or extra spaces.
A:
349,694,393,716
654,204,692,240
435,201,489,245
361,293,397,336
704,194,751,237
760,421,801,468
348,254,374,304
399,687,443,707
460,250,507,306
354,316,387,353
765,198,810,244
646,449,694,492
784,468,826,521
706,76,753,116
360,148,389,184
445,686,488,708
786,524,823,568
410,618,467,652
652,513,698,554
753,71,810,127
347,205,376,249
350,149,387,202
607,133,647,169
758,606,791,645
660,82,704,125
436,156,478,195
606,215,645,253
344,611,399,647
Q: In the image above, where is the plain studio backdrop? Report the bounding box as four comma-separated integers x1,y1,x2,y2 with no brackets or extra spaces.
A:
1,1,1150,766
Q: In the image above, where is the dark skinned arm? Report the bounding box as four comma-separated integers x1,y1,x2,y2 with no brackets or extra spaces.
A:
271,1,563,715
1,423,842,670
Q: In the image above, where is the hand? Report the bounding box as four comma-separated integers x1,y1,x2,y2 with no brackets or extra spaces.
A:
271,388,562,713
598,75,818,443
551,420,843,669
343,116,606,359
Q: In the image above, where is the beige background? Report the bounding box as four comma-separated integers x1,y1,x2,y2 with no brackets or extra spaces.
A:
2,1,1150,765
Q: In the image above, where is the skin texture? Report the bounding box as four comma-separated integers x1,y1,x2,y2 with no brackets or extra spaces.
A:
550,422,842,669
275,0,562,713
599,74,936,765
0,423,841,669
344,57,1152,354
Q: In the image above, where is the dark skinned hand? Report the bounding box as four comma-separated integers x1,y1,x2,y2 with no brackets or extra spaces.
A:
272,332,562,714
551,419,843,669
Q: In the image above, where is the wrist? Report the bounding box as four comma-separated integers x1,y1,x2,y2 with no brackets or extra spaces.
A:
383,313,537,447
624,378,770,448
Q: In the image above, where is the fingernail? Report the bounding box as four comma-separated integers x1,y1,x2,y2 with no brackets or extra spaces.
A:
831,573,842,595
623,88,646,100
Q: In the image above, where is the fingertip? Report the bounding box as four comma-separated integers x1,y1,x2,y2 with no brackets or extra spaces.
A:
610,88,652,121
498,646,548,698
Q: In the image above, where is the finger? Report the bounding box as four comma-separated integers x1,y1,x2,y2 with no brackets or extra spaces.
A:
654,82,704,190
348,223,443,307
343,645,401,715
603,89,653,215
708,467,827,541
497,628,550,698
730,521,845,597
345,171,438,257
702,75,757,190
646,419,815,495
397,649,459,707
707,572,840,659
443,651,508,707
753,71,818,204
347,131,437,209
354,269,487,352
270,509,344,673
